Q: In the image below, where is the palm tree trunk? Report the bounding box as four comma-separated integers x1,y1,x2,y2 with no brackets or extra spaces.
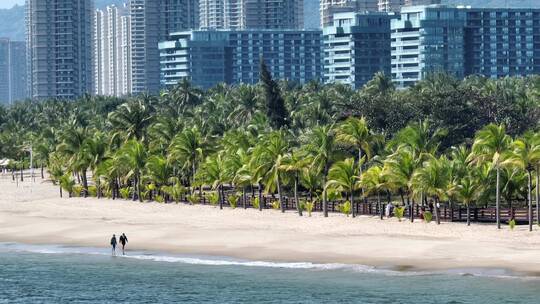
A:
294,174,302,216
113,179,117,200
434,198,441,225
258,182,263,211
528,170,533,232
219,184,224,210
132,177,137,201
97,180,101,199
351,191,355,218
242,187,246,209
277,176,284,213
20,166,23,182
378,192,383,220
358,149,366,204
496,166,501,229
41,165,44,179
137,174,143,202
536,165,540,226
59,186,63,198
409,196,414,223
467,204,471,226
81,170,89,198
323,164,329,217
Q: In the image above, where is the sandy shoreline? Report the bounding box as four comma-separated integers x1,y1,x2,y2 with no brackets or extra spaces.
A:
1,174,540,275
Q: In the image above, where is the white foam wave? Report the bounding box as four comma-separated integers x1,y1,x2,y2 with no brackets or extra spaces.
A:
0,242,536,280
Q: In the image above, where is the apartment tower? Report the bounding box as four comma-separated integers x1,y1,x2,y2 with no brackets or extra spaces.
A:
320,0,378,27
94,5,131,97
26,0,94,99
200,0,304,30
0,39,27,105
129,0,199,94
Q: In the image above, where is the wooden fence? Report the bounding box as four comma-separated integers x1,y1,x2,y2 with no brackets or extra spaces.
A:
178,192,537,225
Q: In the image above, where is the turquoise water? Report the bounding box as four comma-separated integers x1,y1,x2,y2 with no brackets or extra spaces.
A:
1,243,539,303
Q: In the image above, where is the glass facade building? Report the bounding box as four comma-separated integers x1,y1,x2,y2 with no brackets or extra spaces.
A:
391,5,540,88
159,30,323,89
391,5,466,88
323,12,393,89
464,8,540,78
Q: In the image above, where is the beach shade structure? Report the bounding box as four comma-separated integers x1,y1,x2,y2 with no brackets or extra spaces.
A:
0,158,12,167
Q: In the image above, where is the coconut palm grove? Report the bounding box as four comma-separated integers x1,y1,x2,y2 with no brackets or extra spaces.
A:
1,69,540,230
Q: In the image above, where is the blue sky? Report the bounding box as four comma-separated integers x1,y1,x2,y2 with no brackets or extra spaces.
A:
0,0,24,9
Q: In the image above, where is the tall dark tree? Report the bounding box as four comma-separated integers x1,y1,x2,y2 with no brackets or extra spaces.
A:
259,58,289,129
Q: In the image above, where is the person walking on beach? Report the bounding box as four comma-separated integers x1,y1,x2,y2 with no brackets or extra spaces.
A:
119,233,128,255
110,234,117,256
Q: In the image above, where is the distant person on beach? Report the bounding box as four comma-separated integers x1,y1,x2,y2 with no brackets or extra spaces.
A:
110,234,117,256
119,233,128,255
386,202,394,218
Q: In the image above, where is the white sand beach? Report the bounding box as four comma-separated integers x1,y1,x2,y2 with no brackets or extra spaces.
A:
1,173,540,274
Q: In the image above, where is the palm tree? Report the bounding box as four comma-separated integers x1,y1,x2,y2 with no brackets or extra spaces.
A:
145,155,172,203
411,155,451,225
252,130,289,212
83,131,108,198
197,153,227,209
167,78,202,115
383,146,416,221
455,172,481,226
118,140,147,202
168,127,206,192
108,99,153,142
280,149,309,216
472,124,512,229
229,84,259,124
300,167,321,204
302,125,338,217
390,120,447,157
326,158,360,217
336,116,372,207
57,125,91,197
502,133,540,231
360,165,386,219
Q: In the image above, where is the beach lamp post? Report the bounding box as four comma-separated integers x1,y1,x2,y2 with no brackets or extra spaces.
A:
22,145,34,183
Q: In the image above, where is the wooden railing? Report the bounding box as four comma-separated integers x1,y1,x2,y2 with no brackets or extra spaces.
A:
179,192,538,225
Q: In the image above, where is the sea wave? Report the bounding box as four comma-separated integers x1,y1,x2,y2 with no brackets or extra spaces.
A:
0,242,535,280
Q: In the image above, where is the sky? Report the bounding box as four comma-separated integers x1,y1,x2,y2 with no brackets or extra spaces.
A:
0,0,24,9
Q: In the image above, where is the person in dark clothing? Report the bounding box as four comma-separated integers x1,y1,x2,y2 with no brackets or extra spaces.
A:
119,233,128,255
110,234,117,256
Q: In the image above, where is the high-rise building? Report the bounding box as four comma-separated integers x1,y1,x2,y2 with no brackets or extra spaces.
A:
26,0,94,100
159,29,323,88
0,39,27,105
405,0,441,6
391,4,540,87
94,5,131,97
243,0,304,29
224,0,245,29
200,0,304,30
378,0,441,12
320,1,378,27
464,8,540,78
391,5,466,88
323,12,393,89
378,0,404,12
129,0,199,95
199,0,226,29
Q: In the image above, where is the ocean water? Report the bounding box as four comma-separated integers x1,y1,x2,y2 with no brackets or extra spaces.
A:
1,243,539,304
